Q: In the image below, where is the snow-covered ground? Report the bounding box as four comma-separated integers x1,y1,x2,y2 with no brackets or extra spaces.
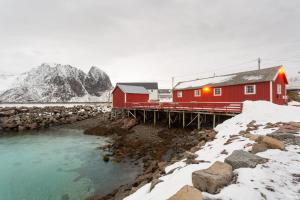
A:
125,101,300,200
289,101,300,107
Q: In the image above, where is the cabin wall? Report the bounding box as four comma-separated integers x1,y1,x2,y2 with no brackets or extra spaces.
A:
272,73,287,105
173,82,270,103
112,86,125,108
126,93,149,103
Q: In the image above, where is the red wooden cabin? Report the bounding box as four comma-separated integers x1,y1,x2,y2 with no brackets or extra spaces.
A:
112,84,149,108
173,66,288,105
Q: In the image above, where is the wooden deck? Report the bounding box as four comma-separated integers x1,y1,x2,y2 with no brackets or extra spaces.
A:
118,102,243,114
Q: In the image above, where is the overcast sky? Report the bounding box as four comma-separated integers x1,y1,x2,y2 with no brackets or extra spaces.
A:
0,0,300,87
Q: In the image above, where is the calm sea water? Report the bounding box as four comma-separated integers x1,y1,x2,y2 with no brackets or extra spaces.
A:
0,128,141,200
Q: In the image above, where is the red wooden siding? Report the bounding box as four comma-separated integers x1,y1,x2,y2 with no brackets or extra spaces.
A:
112,86,125,108
173,82,271,103
126,93,149,103
112,85,149,109
272,72,287,105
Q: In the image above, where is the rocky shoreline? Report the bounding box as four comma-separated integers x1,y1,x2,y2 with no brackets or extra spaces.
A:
0,105,110,133
84,117,217,200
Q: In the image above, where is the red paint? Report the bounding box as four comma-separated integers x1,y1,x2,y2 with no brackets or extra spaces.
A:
272,71,288,105
112,86,125,108
126,93,149,103
112,85,149,109
173,82,271,103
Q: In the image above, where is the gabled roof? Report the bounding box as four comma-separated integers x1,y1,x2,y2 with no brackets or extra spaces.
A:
174,66,287,90
117,82,158,90
116,84,149,94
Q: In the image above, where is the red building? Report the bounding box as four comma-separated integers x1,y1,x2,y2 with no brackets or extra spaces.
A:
173,66,288,105
112,84,149,108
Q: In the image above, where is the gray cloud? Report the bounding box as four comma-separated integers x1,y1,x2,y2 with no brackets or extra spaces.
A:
0,0,300,87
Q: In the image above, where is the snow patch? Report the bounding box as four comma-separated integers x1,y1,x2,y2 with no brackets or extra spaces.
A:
125,101,300,200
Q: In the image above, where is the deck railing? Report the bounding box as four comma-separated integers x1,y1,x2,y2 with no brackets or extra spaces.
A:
124,101,243,113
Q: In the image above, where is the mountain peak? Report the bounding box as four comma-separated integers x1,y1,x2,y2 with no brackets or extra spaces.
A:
0,63,112,102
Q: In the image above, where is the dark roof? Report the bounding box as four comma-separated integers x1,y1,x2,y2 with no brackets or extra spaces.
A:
117,84,149,94
117,82,158,90
159,89,172,93
175,66,287,90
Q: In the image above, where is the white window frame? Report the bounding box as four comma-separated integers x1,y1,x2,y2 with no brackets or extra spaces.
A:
244,85,256,95
194,89,201,97
277,84,282,95
177,91,183,98
214,88,222,96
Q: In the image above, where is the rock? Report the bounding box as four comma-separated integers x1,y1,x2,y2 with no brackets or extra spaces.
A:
184,151,198,160
251,143,268,154
220,149,228,155
121,118,138,129
18,126,26,132
267,132,296,141
260,136,285,150
225,150,268,170
244,133,259,141
192,161,233,194
169,185,203,200
150,179,163,192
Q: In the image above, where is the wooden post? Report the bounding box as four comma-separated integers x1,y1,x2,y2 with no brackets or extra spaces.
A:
143,110,146,123
183,111,185,128
213,114,216,128
168,112,171,128
197,113,201,130
154,111,156,126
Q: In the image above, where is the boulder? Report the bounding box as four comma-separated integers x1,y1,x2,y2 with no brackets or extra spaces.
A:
260,136,285,150
267,132,296,141
121,118,138,129
251,143,268,154
192,161,233,194
225,150,268,170
169,185,203,200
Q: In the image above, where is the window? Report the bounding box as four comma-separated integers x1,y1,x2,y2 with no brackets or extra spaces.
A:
194,89,201,97
214,88,222,96
277,84,282,94
245,85,256,95
177,91,183,98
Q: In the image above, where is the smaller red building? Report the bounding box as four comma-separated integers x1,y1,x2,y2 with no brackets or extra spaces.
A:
173,66,288,105
112,84,149,108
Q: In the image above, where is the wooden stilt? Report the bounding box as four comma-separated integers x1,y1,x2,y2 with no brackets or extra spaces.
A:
143,110,146,123
197,113,201,130
213,114,216,128
154,111,156,126
183,111,185,128
168,112,171,128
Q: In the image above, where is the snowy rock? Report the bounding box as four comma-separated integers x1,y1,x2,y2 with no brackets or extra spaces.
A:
259,136,285,150
224,150,268,169
192,161,233,194
0,63,112,102
267,132,300,145
168,185,203,200
251,143,268,154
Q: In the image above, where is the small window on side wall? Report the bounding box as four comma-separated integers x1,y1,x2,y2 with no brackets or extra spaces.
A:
194,89,201,97
245,85,256,95
214,88,222,96
277,84,282,94
177,91,183,98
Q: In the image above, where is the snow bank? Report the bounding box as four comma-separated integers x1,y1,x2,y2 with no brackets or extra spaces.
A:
125,101,300,200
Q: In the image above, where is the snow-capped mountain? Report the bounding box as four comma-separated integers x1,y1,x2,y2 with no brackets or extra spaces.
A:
0,63,112,102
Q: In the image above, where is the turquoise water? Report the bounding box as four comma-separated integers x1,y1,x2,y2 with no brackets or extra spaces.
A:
0,129,141,200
